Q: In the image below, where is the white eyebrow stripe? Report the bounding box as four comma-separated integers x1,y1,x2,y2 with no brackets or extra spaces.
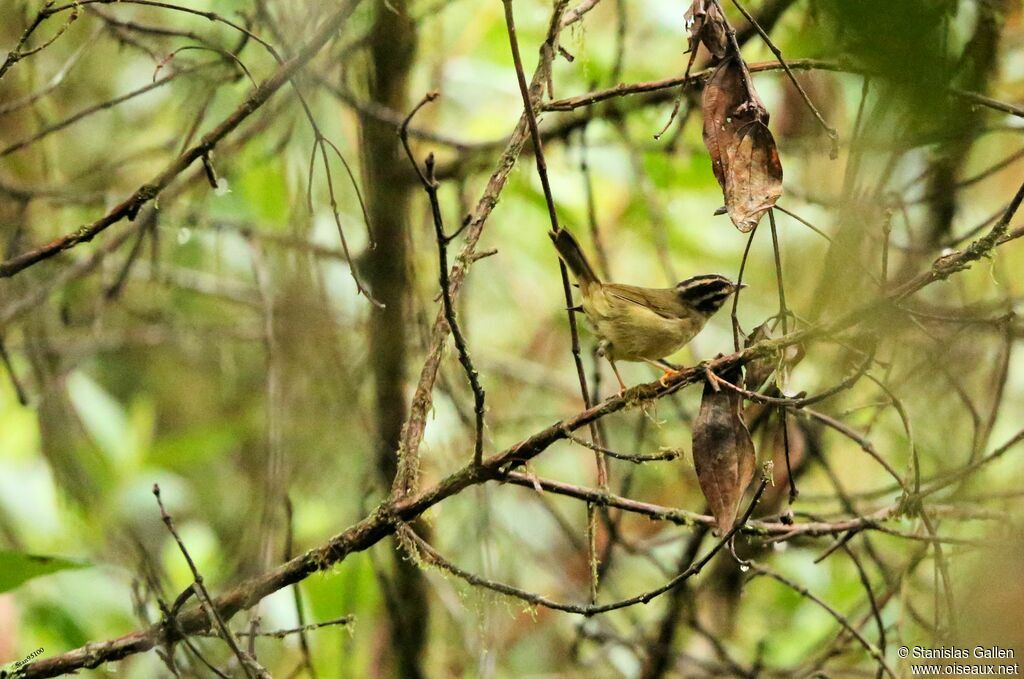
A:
683,284,731,300
679,279,729,293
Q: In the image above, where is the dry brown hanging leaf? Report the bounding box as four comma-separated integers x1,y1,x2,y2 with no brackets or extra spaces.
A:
692,366,756,534
725,122,783,231
702,58,748,189
684,0,729,60
701,57,783,232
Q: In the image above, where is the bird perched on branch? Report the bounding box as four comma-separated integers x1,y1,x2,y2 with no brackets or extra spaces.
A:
550,227,742,392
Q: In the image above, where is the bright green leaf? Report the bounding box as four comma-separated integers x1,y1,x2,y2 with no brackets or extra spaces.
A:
67,371,130,465
0,550,89,593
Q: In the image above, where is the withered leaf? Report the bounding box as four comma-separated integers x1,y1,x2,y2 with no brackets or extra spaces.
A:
692,366,756,534
684,0,729,60
702,58,750,189
701,57,783,232
724,122,783,232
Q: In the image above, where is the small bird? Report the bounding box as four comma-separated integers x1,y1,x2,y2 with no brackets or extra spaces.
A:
550,228,742,391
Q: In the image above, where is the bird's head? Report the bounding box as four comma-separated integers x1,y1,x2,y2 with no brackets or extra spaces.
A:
675,275,744,316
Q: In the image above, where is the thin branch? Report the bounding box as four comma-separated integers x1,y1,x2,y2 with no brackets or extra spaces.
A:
502,471,898,539
395,0,569,495
801,409,907,494
399,91,487,468
727,0,838,155
399,478,770,616
747,562,896,678
0,2,79,82
732,227,757,352
561,429,681,464
707,350,874,411
284,498,317,679
542,58,1024,122
1,63,216,158
196,616,354,640
153,485,265,679
0,335,29,405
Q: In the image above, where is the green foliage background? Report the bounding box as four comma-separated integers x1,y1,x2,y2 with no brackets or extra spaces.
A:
2,0,1024,677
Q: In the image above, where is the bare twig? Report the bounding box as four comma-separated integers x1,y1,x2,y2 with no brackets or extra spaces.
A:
399,478,769,615
153,485,267,679
747,562,896,678
399,92,487,468
726,0,838,156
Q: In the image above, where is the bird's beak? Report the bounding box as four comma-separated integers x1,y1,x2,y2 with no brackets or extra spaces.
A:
737,283,748,290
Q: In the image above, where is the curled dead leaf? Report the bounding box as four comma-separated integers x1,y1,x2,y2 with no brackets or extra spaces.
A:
701,57,783,232
692,366,756,534
724,122,783,232
684,0,729,60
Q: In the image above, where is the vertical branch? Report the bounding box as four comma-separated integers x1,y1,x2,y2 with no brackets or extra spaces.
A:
975,322,1013,459
922,0,1007,247
839,541,886,678
153,485,268,679
768,209,796,502
843,75,872,200
610,0,627,84
248,239,286,574
357,2,430,677
578,125,610,280
284,498,317,679
393,0,567,506
0,334,28,406
881,208,892,288
501,0,604,481
502,0,608,608
638,527,709,679
731,227,757,352
768,210,788,333
618,127,678,284
399,93,487,467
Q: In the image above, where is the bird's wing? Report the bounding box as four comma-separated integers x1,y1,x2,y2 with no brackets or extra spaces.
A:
603,284,689,320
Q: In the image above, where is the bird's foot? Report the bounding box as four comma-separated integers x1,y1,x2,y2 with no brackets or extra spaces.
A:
659,368,682,388
615,377,628,396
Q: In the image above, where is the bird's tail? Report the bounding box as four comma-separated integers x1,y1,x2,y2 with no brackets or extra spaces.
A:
549,228,601,288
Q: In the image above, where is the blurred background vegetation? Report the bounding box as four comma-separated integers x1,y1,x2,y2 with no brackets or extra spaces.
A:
2,0,1024,677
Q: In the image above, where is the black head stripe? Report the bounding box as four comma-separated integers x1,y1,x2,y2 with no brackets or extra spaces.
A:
694,292,731,314
676,275,735,315
677,275,732,296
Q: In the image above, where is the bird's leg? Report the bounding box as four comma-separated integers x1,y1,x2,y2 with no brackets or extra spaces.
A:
643,358,682,387
608,359,627,395
597,340,628,395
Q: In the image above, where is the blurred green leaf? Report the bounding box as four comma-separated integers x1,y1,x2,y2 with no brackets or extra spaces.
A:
66,371,130,465
0,550,88,593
